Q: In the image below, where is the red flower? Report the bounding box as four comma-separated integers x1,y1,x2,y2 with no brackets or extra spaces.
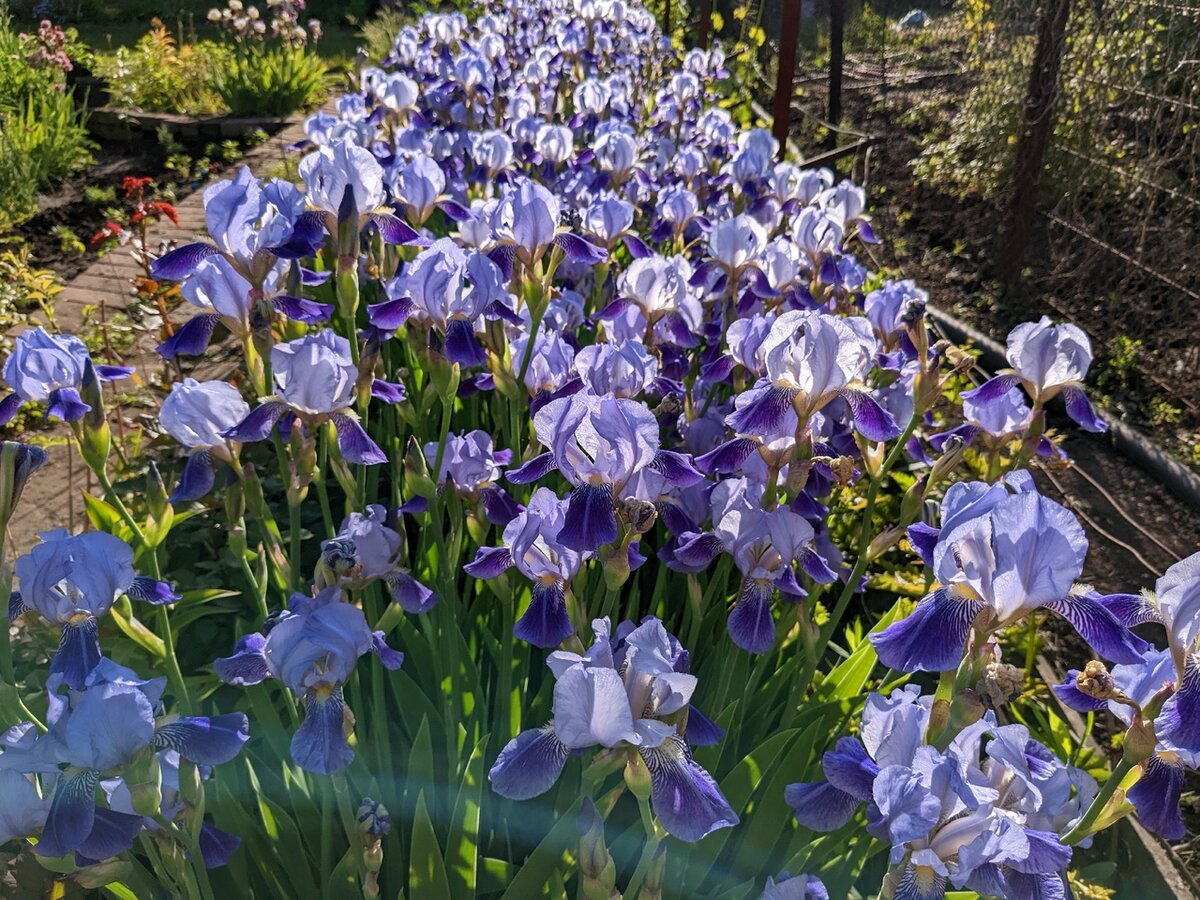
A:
88,221,123,250
149,201,180,226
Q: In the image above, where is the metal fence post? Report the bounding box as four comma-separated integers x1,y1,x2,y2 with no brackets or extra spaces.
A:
663,0,671,38
772,0,803,157
996,0,1073,286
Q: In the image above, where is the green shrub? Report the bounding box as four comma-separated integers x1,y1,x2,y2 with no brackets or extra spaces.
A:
93,21,229,115
0,11,68,109
0,81,94,228
213,43,328,117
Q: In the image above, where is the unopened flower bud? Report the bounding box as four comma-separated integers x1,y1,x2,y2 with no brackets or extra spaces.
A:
975,662,1023,710
622,498,657,534
578,797,617,898
0,441,47,530
1076,660,1117,700
624,753,652,801
828,456,857,486
357,797,392,841
1125,713,1158,763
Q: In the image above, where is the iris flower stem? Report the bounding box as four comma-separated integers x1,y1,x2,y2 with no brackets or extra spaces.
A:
235,519,270,623
95,468,192,715
272,436,304,592
786,412,921,725
1061,756,1136,845
320,775,334,899
314,436,336,546
624,800,665,899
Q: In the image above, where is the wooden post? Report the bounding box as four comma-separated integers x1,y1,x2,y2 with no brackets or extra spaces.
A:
698,0,712,48
772,0,803,157
828,0,845,146
663,0,671,37
996,0,1073,285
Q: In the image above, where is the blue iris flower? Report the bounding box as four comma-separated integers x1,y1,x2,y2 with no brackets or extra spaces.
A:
214,588,403,774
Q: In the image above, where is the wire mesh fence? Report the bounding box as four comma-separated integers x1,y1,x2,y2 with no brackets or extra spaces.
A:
693,0,1200,431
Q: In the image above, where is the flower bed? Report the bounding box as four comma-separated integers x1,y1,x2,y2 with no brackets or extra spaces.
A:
0,1,1193,898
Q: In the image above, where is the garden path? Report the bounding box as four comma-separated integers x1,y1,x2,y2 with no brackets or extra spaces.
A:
9,115,311,556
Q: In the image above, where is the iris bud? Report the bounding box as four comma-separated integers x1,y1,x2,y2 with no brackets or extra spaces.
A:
624,753,652,801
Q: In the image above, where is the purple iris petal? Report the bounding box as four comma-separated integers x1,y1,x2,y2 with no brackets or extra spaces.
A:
1094,592,1163,628
728,579,776,654
271,214,326,259
821,737,878,801
1062,386,1107,433
170,449,217,503
46,387,90,422
93,365,134,382
1128,753,1186,840
127,575,181,605
685,707,726,747
274,295,334,324
1051,670,1109,713
506,451,557,484
370,379,406,404
558,483,618,551
76,809,143,862
649,450,705,487
367,297,416,330
488,725,570,800
695,438,759,475
151,242,219,281
727,385,796,435
552,232,607,265
784,780,860,831
906,523,940,567
1157,657,1200,752
596,296,630,320
1008,830,1072,876
385,570,437,614
700,354,736,384
152,713,250,765
858,221,880,244
8,591,28,623
869,587,983,672
487,245,516,280
961,374,1021,406
157,313,221,359
483,299,522,325
370,631,405,669
436,199,471,222
514,581,574,648
838,389,902,441
51,617,102,691
222,401,288,443
640,735,738,843
1045,594,1147,664
623,234,652,258
463,546,514,579
291,687,354,774
331,414,388,465
800,548,839,584
198,823,241,868
299,267,331,286
744,267,780,299
444,319,488,367
0,393,22,425
664,532,723,573
213,633,270,686
367,212,424,246
481,486,521,526
37,768,100,858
